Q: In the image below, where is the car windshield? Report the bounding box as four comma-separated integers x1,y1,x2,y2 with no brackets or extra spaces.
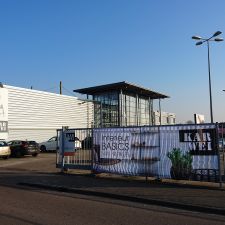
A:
0,141,8,147
28,141,37,145
49,137,56,141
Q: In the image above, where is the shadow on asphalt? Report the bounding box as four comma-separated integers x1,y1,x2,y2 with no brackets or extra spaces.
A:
0,168,223,191
1,169,225,217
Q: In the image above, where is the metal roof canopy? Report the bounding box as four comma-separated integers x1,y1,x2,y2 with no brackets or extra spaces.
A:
73,81,169,99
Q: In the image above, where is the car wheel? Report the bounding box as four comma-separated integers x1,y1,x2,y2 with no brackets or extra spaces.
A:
16,151,22,158
40,145,46,152
3,155,9,160
32,153,38,157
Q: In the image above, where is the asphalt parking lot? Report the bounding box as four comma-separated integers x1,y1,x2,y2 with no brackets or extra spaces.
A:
0,152,58,173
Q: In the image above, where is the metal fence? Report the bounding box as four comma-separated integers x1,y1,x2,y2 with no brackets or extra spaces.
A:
218,123,225,183
56,128,93,170
56,123,225,185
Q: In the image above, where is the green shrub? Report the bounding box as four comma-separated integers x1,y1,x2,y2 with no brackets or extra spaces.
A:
167,148,193,179
167,148,192,168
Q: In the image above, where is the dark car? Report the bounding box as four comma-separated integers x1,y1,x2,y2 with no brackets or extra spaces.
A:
81,136,93,149
8,140,40,157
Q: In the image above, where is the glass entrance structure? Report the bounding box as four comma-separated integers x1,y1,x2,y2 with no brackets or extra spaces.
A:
74,81,169,128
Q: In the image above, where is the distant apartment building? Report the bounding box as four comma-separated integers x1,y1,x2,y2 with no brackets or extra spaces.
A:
153,111,176,125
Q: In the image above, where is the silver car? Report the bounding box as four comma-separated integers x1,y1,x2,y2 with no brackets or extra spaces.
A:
0,140,11,159
39,136,82,152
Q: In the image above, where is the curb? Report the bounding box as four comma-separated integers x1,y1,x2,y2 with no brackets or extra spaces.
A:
18,182,225,216
57,172,225,191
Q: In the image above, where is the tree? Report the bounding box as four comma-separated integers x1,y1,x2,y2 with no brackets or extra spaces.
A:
186,120,194,124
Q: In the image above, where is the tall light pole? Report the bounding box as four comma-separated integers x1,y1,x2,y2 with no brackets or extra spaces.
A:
192,31,223,123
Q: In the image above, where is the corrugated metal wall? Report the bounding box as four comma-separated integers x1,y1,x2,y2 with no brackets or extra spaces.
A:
5,85,93,142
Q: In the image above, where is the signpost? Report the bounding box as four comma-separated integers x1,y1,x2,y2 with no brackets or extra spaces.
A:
60,127,79,172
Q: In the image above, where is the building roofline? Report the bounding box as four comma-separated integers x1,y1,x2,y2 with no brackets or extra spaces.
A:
73,81,169,99
3,84,78,100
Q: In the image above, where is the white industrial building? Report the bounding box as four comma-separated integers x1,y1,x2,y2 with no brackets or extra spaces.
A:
0,84,93,142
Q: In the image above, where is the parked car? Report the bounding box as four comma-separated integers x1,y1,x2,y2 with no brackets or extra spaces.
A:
8,140,39,157
39,136,58,152
81,136,93,149
39,136,82,152
0,140,11,159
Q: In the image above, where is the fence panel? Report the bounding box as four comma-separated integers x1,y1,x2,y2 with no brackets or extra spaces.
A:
158,124,218,181
92,124,219,181
56,128,93,170
57,123,222,183
218,123,225,183
92,126,160,176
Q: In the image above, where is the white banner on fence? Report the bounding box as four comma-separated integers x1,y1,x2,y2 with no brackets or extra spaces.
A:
93,127,160,175
93,124,219,180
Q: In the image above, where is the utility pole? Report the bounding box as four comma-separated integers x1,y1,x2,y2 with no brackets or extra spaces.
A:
60,81,62,95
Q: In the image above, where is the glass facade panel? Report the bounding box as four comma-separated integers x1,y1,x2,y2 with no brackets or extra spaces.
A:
94,92,119,127
93,91,154,127
120,92,153,127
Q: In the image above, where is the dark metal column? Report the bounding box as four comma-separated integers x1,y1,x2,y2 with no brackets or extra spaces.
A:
159,99,162,125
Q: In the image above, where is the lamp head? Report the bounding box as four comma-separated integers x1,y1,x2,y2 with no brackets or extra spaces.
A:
196,41,203,46
214,38,223,42
213,31,222,37
192,36,202,40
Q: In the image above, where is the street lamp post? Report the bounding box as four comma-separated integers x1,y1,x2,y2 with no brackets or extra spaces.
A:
192,31,223,123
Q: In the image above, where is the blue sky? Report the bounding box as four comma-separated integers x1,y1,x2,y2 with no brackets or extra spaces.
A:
1,0,225,123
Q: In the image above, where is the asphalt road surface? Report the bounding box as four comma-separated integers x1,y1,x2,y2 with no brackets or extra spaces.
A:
0,153,225,225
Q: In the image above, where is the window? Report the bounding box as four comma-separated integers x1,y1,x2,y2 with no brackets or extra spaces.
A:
0,141,7,147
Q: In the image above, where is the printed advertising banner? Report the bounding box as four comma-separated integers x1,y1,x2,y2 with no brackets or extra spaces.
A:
93,124,218,180
93,127,160,176
100,131,132,159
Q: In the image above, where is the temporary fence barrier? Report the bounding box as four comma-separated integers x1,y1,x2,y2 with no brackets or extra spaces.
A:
218,123,225,185
56,123,224,185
